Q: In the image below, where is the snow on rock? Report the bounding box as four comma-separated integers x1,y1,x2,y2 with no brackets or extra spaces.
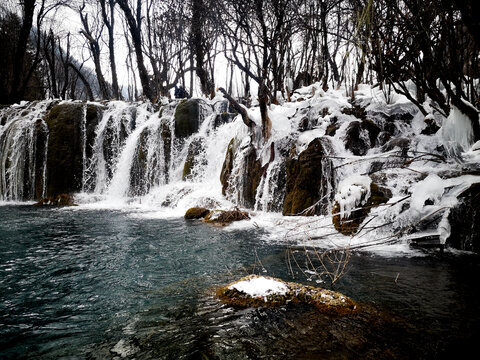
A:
228,276,289,298
334,175,372,218
410,174,445,212
218,275,357,313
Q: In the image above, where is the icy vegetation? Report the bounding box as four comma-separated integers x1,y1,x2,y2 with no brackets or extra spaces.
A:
1,83,480,255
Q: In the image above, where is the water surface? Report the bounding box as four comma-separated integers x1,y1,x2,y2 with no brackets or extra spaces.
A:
1,205,479,359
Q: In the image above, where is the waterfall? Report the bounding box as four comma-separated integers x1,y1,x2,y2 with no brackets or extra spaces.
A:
0,98,284,213
0,102,50,201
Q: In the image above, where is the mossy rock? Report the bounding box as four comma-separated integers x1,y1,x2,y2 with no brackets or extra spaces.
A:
283,137,334,216
45,103,85,198
203,209,250,226
174,98,205,139
217,275,357,315
184,207,210,219
332,182,390,236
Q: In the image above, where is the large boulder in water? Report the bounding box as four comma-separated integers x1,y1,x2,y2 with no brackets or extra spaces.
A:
446,183,480,253
174,98,206,139
283,137,334,216
217,274,357,314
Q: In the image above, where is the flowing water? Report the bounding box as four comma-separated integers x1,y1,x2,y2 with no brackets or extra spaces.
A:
1,205,479,359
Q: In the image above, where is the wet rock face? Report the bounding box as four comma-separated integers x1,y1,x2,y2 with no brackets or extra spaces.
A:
45,103,102,198
174,98,205,139
447,183,480,253
220,138,235,196
182,137,206,181
33,120,48,200
129,127,150,196
243,146,263,209
344,120,380,156
283,137,334,216
45,103,85,198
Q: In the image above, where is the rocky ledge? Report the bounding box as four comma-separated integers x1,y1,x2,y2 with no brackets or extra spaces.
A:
217,275,357,315
184,207,250,226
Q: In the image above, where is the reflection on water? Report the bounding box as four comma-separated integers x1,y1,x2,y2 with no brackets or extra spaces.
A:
0,205,479,359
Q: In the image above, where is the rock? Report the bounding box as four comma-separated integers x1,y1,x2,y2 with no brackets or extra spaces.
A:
446,183,480,253
341,104,367,120
214,112,236,128
45,103,103,197
217,275,357,315
33,119,48,200
332,182,391,236
182,137,206,180
242,145,263,209
160,119,172,175
325,119,339,137
35,193,76,206
382,137,410,155
45,103,85,198
174,98,206,139
220,138,236,195
184,207,210,219
203,209,250,226
344,120,380,156
129,127,150,196
283,137,334,216
421,116,440,135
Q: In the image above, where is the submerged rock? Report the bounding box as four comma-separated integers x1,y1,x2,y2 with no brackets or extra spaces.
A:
203,209,250,226
283,137,334,215
35,193,76,206
217,275,357,314
184,207,210,219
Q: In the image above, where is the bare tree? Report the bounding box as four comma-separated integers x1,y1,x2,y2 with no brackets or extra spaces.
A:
116,0,154,101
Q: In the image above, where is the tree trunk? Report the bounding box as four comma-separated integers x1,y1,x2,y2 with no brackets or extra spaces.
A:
10,0,36,103
117,0,154,102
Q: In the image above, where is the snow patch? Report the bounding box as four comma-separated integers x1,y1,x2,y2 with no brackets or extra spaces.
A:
410,174,445,212
229,276,289,298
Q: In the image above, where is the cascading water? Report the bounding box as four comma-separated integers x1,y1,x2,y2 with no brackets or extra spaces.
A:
0,101,50,201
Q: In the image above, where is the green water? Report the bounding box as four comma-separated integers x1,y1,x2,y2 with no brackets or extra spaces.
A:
1,205,479,359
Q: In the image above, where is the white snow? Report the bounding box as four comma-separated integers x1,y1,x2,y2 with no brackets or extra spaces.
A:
334,175,372,218
228,276,289,298
410,174,445,212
